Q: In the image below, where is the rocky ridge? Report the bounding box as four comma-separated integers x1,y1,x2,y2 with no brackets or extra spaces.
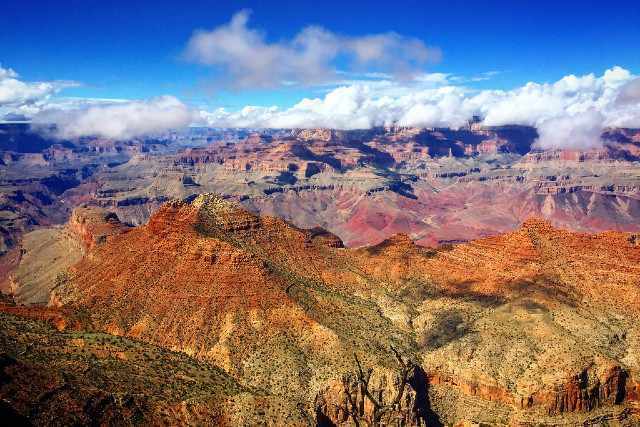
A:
1,195,638,424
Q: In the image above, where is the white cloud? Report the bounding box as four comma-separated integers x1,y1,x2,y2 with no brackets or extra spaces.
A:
615,77,640,106
0,79,55,106
199,66,640,149
478,70,628,127
198,84,471,130
0,66,18,80
34,96,194,140
184,10,440,89
0,64,74,107
3,57,639,150
0,64,80,123
534,110,605,150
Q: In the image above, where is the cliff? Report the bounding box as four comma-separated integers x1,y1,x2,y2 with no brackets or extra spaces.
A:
68,206,129,250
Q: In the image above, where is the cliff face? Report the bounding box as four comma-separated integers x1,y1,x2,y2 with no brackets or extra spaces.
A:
314,366,435,426
523,364,638,415
3,207,129,306
67,206,129,250
3,195,640,425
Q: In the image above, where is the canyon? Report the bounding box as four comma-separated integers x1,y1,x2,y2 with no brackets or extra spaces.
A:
4,3,640,425
1,194,639,425
3,122,639,259
2,123,640,425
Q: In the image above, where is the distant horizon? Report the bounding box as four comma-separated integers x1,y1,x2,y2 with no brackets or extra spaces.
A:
1,1,639,147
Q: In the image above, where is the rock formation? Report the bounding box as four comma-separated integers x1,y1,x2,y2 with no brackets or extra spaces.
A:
3,124,640,256
3,207,128,306
2,121,640,425
1,195,638,424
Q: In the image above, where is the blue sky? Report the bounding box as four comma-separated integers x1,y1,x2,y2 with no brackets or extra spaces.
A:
2,0,639,110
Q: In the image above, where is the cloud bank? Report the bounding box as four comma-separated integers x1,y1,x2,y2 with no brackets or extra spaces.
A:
185,10,440,89
2,60,640,149
199,66,640,149
0,65,74,116
616,77,640,106
535,110,605,150
34,96,193,140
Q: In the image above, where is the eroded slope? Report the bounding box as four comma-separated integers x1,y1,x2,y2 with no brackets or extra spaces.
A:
26,195,638,425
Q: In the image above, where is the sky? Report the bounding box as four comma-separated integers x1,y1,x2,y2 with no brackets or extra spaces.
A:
1,0,640,147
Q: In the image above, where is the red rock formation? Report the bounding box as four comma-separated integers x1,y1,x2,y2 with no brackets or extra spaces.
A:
68,206,129,250
5,196,640,425
523,148,615,163
428,373,515,406
476,139,499,154
523,365,639,415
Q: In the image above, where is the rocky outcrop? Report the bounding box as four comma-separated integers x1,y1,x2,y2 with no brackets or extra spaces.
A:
523,365,639,415
292,128,342,142
427,365,640,418
315,366,433,426
522,148,620,163
191,194,262,233
427,373,514,407
7,197,640,425
68,206,129,250
3,206,128,306
304,227,344,248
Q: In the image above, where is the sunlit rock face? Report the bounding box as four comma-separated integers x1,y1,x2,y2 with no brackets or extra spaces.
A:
2,194,635,425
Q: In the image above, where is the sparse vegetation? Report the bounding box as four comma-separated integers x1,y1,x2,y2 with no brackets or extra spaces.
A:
337,347,423,426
